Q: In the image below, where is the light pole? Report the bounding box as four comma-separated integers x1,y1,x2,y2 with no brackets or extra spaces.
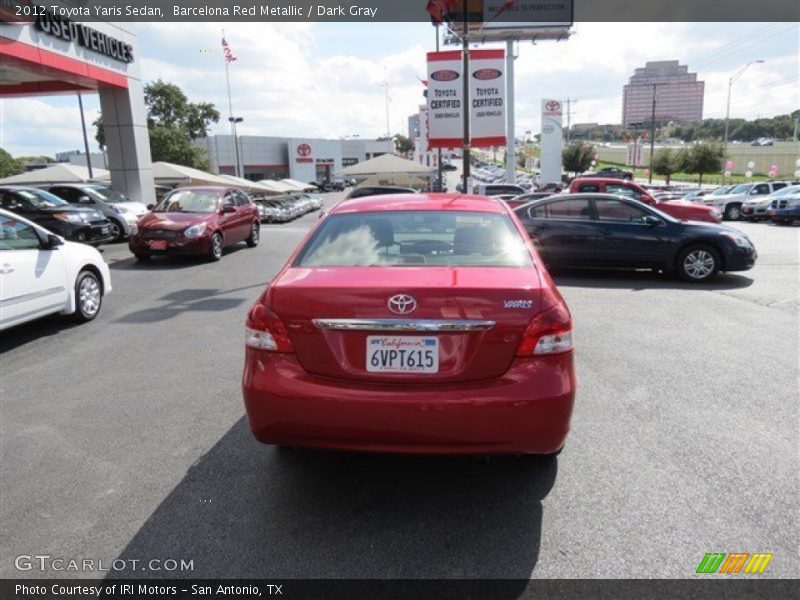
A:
724,60,764,156
228,116,243,178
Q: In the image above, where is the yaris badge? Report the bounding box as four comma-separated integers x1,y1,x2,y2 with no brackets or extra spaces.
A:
388,294,417,315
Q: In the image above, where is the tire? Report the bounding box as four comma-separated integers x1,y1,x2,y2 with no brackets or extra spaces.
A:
246,221,260,248
134,253,150,262
724,204,742,221
109,219,125,242
208,233,223,261
72,270,102,323
676,244,721,283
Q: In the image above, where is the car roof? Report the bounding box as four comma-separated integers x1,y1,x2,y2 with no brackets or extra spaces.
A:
573,176,633,183
329,193,508,215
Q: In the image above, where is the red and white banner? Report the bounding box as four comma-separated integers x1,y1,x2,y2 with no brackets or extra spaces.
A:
426,49,506,149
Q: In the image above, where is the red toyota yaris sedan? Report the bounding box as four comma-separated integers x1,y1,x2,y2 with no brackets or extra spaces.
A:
242,193,576,455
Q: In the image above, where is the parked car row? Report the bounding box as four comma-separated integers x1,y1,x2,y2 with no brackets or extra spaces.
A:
257,193,323,223
0,183,147,244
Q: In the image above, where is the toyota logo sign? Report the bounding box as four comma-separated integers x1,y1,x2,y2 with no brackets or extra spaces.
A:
297,143,312,157
545,100,561,113
387,294,417,315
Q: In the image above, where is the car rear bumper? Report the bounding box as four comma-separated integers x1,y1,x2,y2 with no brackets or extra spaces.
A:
742,206,768,217
242,352,576,455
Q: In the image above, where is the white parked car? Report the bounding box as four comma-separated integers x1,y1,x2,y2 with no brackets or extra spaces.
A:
701,181,790,221
0,208,112,331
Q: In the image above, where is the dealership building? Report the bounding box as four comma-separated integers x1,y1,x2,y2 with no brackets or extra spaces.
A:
196,135,394,183
0,11,155,203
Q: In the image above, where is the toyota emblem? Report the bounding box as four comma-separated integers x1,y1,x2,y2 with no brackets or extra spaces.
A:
297,143,312,157
387,294,417,315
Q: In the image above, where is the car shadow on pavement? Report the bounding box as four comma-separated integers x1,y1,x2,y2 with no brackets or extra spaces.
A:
551,268,754,291
108,245,249,271
0,314,83,353
114,284,265,324
110,418,557,582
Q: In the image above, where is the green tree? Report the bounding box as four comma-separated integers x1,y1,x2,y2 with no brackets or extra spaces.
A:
0,148,25,178
94,80,220,169
393,134,414,156
651,148,680,184
679,143,724,184
562,142,594,175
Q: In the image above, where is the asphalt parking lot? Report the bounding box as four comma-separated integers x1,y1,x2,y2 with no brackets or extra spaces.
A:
1,192,797,580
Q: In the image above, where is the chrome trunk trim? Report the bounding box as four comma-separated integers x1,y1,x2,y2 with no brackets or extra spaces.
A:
312,318,496,332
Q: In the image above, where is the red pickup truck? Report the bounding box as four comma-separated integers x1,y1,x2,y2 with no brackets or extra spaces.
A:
568,177,722,223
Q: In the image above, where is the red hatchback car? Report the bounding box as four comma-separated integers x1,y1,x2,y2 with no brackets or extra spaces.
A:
130,186,260,261
242,194,576,455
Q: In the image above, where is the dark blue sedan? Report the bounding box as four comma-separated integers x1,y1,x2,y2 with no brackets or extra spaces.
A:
514,193,757,282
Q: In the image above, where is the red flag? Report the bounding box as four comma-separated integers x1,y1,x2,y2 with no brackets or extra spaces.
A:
221,37,237,65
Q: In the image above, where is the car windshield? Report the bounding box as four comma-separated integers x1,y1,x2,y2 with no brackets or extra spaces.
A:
294,210,532,268
154,190,221,213
15,189,70,208
711,186,733,195
771,185,800,197
730,184,753,194
86,186,131,203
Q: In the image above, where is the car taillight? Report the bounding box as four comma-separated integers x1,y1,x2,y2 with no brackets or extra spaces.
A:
245,304,294,352
516,302,573,356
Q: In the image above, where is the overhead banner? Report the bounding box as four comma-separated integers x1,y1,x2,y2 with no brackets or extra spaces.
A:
540,98,563,185
426,49,506,149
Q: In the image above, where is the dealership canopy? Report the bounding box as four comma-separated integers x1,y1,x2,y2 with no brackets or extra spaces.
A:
152,162,233,187
341,154,435,177
0,163,110,185
280,178,317,191
217,174,283,195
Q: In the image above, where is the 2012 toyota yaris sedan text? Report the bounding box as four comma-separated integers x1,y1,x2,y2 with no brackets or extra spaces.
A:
242,194,576,455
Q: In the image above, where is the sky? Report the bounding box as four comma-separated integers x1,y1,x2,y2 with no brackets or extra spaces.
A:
1,21,798,157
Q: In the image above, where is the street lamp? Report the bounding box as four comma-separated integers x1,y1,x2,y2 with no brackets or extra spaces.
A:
228,116,243,178
724,60,764,156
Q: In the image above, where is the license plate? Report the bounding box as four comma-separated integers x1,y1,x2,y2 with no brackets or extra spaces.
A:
148,240,167,250
366,336,439,373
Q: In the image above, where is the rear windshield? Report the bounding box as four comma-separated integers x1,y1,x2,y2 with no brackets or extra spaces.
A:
294,210,532,268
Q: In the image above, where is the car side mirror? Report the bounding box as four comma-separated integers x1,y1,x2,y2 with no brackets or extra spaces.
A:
221,204,236,214
146,203,155,210
78,195,92,204
642,215,662,227
37,231,64,248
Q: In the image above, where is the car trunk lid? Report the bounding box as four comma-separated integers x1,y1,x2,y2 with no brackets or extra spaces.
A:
270,266,544,383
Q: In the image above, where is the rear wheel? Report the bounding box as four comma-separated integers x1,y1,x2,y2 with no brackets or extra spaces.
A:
676,244,721,282
208,233,223,261
724,204,742,221
246,221,260,247
72,270,102,323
